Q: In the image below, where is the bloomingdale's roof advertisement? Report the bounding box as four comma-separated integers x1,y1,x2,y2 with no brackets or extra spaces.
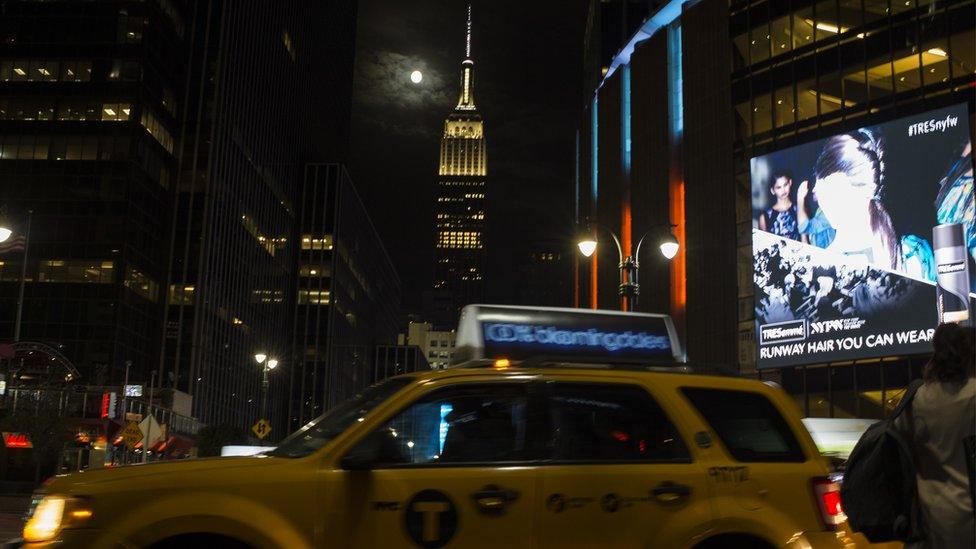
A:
752,103,975,369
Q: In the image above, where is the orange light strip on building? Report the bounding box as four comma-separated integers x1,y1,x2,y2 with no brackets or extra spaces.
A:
573,254,580,308
590,254,598,310
670,180,687,311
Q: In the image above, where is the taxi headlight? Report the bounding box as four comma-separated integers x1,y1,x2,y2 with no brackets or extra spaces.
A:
23,495,93,543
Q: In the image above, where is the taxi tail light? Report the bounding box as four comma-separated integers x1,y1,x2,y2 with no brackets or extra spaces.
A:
811,477,846,530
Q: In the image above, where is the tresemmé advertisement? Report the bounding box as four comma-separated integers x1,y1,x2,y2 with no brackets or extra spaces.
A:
752,103,975,369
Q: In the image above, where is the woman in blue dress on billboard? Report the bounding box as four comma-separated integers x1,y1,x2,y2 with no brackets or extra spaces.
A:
758,170,801,241
808,129,936,282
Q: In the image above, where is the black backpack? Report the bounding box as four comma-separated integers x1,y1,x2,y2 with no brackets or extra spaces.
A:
841,380,925,543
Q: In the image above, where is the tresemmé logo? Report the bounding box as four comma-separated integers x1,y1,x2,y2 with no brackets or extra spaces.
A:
938,261,966,275
759,320,807,345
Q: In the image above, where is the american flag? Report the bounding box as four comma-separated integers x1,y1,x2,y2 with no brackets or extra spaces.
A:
0,235,26,255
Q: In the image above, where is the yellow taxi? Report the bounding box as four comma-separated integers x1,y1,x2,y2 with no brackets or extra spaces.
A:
17,306,879,548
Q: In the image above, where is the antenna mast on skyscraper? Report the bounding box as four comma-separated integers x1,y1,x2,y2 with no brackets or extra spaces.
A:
465,3,472,59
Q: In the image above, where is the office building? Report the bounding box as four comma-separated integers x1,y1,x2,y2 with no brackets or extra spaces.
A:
434,4,487,318
401,321,456,370
0,1,364,438
291,164,400,430
373,344,430,384
576,0,974,419
0,0,188,391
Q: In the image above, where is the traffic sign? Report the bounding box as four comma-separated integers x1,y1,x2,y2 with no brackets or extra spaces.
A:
121,421,144,449
252,419,271,440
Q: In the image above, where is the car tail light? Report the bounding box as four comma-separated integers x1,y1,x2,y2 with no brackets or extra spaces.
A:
812,477,846,530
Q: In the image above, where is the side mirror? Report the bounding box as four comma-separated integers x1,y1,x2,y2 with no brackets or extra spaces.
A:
340,428,395,471
340,451,375,471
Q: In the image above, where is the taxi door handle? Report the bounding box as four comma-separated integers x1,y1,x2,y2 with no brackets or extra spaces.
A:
651,481,692,503
471,484,520,516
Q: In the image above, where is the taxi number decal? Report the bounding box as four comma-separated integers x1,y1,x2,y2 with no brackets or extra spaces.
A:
546,493,595,513
708,466,750,483
372,501,401,511
404,489,458,548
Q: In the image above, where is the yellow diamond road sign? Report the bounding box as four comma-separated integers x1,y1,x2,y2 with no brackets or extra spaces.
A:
121,421,143,449
252,419,271,440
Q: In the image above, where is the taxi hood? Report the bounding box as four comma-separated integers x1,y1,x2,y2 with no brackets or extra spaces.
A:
44,456,284,495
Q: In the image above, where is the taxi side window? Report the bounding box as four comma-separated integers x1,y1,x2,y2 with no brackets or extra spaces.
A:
682,388,805,463
371,383,542,466
545,383,690,463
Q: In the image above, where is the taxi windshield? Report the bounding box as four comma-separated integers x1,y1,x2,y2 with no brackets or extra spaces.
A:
268,377,412,458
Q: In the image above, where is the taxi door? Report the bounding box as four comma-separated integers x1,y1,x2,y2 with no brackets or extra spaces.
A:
535,381,713,548
322,379,543,548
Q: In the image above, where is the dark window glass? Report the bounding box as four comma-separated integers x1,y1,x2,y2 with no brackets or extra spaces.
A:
375,383,538,466
269,377,412,458
545,383,690,463
682,387,805,462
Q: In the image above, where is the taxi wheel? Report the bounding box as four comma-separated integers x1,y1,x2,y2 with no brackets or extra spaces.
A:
150,533,253,549
694,533,775,549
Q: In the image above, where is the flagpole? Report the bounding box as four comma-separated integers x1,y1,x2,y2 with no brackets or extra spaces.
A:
13,210,32,343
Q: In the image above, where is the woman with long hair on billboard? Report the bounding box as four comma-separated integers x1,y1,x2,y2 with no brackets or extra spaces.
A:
810,129,936,281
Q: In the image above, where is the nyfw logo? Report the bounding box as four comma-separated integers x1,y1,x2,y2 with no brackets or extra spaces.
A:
809,317,867,335
907,114,959,136
759,320,807,344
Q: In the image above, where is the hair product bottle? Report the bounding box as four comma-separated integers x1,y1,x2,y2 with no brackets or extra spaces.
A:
933,223,972,325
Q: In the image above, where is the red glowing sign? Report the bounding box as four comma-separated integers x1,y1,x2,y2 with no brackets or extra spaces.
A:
101,392,110,418
3,432,32,449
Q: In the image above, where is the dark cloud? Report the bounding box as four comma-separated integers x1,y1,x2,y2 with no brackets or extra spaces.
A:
355,49,453,113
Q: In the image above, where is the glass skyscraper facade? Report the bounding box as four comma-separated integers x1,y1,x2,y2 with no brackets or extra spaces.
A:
0,0,381,438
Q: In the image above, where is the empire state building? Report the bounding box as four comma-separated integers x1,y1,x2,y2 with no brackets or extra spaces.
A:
434,4,486,311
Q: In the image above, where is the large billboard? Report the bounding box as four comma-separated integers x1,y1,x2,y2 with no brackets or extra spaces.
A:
752,103,975,369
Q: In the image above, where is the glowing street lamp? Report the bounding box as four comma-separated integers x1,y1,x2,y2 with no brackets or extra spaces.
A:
659,233,680,260
577,237,598,258
257,353,278,422
576,221,679,311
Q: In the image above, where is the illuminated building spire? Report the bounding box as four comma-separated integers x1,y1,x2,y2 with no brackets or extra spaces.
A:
456,3,476,111
465,3,472,59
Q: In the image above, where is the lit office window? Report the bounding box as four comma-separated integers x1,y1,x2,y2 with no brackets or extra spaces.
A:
102,103,132,122
168,285,196,305
140,109,175,153
299,264,331,278
37,260,114,283
124,266,158,302
301,234,334,250
298,289,331,305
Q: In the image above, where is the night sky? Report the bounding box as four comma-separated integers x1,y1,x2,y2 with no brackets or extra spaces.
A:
349,0,588,312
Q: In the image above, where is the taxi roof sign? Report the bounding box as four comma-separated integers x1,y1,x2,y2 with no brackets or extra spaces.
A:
452,305,685,367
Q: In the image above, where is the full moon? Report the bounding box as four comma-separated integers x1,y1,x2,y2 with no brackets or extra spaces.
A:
410,70,423,84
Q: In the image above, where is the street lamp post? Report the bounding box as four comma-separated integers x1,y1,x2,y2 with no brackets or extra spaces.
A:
0,210,34,342
255,353,277,421
577,221,679,311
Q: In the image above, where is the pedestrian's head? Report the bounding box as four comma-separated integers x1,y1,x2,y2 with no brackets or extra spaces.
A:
924,322,975,384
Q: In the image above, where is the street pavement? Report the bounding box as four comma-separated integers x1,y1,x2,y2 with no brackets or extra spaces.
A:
0,496,28,543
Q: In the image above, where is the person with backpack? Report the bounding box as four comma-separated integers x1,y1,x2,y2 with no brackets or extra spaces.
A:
894,322,975,548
